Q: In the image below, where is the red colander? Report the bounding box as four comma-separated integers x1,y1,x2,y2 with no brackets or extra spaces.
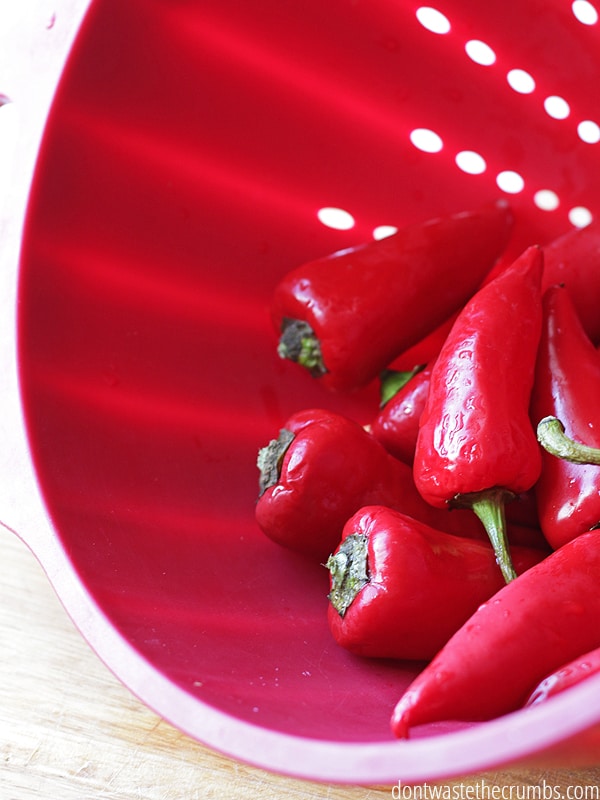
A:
7,0,600,785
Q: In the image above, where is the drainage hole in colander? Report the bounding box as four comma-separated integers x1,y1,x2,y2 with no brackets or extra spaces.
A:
318,6,598,235
572,0,599,25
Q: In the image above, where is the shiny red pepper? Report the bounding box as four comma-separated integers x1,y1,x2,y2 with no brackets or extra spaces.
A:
271,200,513,392
525,645,600,706
542,218,600,344
255,408,527,562
370,363,433,465
413,245,544,583
532,285,600,550
485,219,600,345
390,314,457,373
372,366,543,535
390,531,600,738
326,505,546,662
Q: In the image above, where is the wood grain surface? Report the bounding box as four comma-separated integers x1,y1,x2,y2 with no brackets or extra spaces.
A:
2,524,600,799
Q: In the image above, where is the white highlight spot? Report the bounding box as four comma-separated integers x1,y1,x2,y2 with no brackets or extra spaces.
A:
416,7,451,34
507,69,536,94
572,0,599,25
409,128,443,153
373,225,398,240
534,190,560,211
455,151,487,174
465,40,496,66
578,120,600,143
544,96,570,120
569,206,593,227
496,170,525,194
317,207,355,230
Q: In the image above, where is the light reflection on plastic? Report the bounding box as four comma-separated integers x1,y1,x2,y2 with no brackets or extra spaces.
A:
506,69,536,94
496,171,525,194
572,0,599,24
569,206,593,227
534,190,560,211
373,225,398,240
465,40,496,66
455,151,486,174
415,7,451,34
578,120,600,143
544,96,570,120
317,207,355,230
409,128,443,153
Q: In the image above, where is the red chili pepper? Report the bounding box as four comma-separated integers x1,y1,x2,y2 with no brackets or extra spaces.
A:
255,408,527,562
525,645,600,707
531,285,600,550
326,505,546,662
542,218,600,344
372,369,543,535
390,531,600,738
373,371,542,537
503,489,540,531
484,220,600,345
389,314,457,373
412,245,544,583
370,363,433,465
271,200,513,392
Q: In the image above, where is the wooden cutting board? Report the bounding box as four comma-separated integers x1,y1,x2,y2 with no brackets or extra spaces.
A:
2,524,600,800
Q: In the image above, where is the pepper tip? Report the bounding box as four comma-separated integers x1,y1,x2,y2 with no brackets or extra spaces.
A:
390,698,413,740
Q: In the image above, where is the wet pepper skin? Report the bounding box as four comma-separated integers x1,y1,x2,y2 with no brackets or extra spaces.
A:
525,645,600,706
413,245,544,508
271,200,513,392
531,285,600,549
255,408,529,562
411,246,545,584
327,506,545,662
370,364,433,465
391,531,600,737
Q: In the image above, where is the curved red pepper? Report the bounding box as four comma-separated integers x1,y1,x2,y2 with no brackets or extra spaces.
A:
485,219,600,346
525,645,600,706
255,408,529,562
373,371,541,536
370,364,433,465
372,369,543,535
390,314,457,373
531,285,600,550
542,218,600,344
271,200,513,392
390,531,600,738
413,245,544,582
326,505,546,662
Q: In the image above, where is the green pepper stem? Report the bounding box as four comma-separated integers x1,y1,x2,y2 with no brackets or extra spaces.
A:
379,364,426,407
537,416,600,465
452,488,517,584
326,534,369,617
277,317,327,377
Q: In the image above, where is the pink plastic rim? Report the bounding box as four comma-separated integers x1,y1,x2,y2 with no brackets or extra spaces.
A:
13,0,600,784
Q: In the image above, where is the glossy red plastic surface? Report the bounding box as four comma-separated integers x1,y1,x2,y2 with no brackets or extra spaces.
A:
15,0,600,784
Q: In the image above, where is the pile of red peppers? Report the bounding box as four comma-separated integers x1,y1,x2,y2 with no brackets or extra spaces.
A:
255,200,600,738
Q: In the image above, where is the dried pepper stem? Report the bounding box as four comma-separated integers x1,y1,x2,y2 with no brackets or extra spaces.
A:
537,416,600,465
326,534,369,617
